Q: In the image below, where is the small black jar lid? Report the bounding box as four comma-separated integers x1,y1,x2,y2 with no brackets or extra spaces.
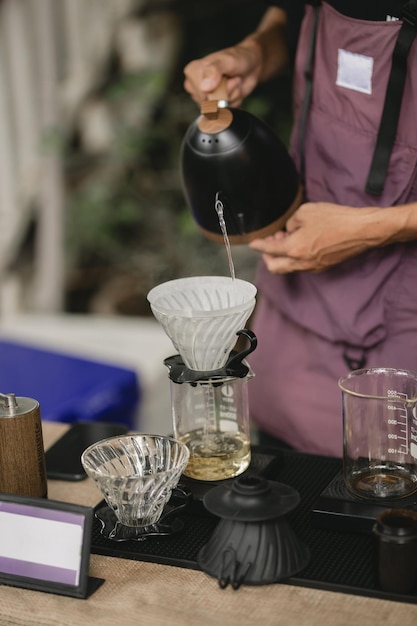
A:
374,508,417,539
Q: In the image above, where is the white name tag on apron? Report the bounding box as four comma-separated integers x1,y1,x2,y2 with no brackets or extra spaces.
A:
336,49,373,95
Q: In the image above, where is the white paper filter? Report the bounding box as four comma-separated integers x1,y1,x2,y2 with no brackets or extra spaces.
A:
147,276,257,371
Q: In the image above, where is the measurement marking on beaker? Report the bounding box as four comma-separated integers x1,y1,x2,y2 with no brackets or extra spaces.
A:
387,395,409,455
202,386,218,431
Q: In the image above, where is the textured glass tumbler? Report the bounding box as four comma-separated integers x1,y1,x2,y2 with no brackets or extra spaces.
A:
339,368,417,500
81,434,189,527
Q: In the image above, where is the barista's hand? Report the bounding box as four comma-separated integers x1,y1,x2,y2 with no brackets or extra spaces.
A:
184,45,262,108
249,202,385,273
184,7,288,106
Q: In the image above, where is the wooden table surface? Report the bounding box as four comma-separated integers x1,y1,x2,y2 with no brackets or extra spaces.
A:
0,421,416,626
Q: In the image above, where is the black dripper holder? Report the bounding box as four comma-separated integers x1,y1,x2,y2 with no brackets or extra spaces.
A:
164,329,257,384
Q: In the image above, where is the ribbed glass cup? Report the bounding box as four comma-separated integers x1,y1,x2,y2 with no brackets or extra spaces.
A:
81,434,190,527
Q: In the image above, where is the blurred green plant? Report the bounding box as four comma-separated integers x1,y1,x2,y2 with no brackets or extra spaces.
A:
63,66,229,312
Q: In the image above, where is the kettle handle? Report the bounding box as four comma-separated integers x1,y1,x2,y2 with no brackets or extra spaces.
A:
201,76,230,116
207,76,229,103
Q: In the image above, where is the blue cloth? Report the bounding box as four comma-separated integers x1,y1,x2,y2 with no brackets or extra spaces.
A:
0,340,141,427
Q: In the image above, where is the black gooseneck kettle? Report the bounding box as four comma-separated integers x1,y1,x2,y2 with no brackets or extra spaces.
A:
180,79,302,244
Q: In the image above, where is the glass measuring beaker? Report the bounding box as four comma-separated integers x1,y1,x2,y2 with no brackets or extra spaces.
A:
339,368,417,500
169,371,253,481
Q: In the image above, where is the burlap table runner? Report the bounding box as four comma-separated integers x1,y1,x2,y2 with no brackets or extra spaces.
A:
0,422,415,626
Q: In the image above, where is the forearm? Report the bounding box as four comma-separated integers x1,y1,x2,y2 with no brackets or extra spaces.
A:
363,202,417,247
249,200,417,274
239,7,289,82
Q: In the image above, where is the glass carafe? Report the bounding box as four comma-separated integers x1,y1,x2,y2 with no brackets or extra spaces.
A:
169,371,253,481
164,329,257,482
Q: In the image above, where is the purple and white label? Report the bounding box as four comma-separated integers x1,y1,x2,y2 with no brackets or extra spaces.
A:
0,502,85,586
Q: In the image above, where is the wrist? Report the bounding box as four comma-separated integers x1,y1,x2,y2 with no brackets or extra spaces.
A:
237,36,264,74
363,203,417,246
240,8,289,82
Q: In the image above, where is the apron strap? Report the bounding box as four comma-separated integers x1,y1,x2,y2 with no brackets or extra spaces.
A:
365,0,417,196
298,0,321,186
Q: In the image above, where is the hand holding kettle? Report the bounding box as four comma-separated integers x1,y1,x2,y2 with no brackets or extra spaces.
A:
182,4,411,274
182,36,383,275
183,44,262,108
183,7,289,106
180,8,301,245
249,202,387,274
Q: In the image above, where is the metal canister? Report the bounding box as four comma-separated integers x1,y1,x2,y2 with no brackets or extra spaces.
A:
0,392,47,498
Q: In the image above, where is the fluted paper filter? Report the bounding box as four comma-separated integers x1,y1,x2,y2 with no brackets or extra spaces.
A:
147,276,256,371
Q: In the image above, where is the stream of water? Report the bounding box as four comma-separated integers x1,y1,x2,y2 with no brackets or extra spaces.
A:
215,192,236,283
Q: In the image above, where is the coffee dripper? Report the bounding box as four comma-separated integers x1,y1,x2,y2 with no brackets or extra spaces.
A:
147,276,257,481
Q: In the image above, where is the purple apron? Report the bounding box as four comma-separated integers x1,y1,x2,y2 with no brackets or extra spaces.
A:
248,2,417,456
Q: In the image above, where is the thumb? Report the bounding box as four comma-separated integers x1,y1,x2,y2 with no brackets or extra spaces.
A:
200,65,224,93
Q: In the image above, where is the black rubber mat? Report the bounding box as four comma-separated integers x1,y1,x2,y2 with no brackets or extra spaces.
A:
90,447,417,603
312,470,417,534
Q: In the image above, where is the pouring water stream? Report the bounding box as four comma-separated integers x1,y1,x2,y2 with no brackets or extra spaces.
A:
215,192,236,285
149,195,255,480
188,193,243,478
